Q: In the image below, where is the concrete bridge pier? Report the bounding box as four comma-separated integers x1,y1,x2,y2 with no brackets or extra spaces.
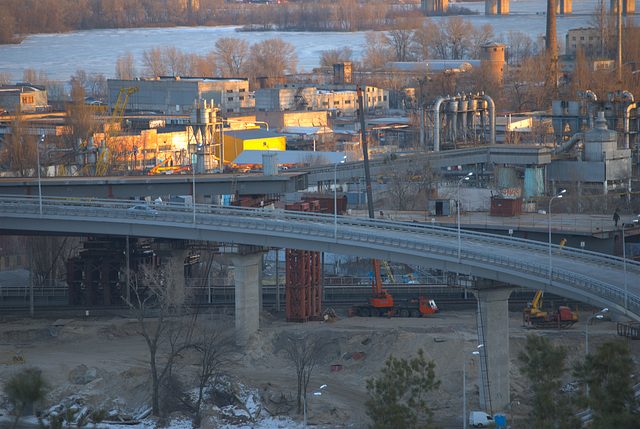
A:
229,246,267,347
474,281,516,413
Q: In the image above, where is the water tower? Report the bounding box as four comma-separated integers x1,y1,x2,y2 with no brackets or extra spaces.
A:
480,42,505,83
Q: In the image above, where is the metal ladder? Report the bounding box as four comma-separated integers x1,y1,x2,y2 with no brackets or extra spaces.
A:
476,301,494,415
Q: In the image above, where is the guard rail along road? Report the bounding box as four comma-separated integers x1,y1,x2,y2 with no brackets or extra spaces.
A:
1,195,638,322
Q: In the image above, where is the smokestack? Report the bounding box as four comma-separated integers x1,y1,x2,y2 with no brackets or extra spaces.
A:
546,0,557,59
617,0,622,82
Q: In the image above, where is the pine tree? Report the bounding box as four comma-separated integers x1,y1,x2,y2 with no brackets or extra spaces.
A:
574,339,640,429
365,349,441,429
517,335,577,429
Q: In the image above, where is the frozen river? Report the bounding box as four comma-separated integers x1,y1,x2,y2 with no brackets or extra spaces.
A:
0,0,635,82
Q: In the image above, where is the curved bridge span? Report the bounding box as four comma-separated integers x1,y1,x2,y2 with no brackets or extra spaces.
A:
1,196,639,322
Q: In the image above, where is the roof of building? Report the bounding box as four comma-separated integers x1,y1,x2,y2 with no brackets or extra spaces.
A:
232,150,347,165
0,84,45,93
224,129,287,140
386,60,480,71
280,126,333,135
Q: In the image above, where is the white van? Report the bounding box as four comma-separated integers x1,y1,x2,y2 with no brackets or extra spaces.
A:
469,411,494,428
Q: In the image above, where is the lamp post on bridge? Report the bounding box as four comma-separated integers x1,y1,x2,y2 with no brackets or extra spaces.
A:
585,307,608,398
548,189,566,284
622,215,640,315
463,344,483,429
334,156,346,240
303,384,326,428
457,172,473,260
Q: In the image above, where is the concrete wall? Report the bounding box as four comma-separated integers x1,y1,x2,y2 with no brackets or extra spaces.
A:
256,111,328,128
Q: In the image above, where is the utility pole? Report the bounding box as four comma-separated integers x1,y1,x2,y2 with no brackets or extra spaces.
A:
617,0,622,82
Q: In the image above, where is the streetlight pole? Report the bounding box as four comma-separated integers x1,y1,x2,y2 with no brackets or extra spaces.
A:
37,135,44,215
303,384,326,428
622,215,640,315
548,190,566,284
334,156,346,240
463,344,483,429
585,308,608,398
457,172,473,260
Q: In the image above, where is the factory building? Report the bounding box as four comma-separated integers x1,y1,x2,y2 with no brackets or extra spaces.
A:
107,77,253,114
254,84,389,114
0,84,48,113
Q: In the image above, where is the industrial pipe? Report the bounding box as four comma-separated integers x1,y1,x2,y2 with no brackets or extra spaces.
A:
578,90,597,129
552,132,583,155
433,97,446,152
617,91,636,150
625,103,636,150
479,93,495,145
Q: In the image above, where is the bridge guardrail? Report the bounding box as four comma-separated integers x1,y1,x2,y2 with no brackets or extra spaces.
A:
1,195,639,320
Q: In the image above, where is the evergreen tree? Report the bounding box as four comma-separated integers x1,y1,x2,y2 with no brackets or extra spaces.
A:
365,349,441,429
574,339,640,429
6,367,48,429
517,334,577,429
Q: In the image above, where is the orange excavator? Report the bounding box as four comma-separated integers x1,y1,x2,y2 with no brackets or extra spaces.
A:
348,88,437,318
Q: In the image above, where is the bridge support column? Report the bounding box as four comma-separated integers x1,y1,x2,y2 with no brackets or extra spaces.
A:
229,248,265,347
474,282,515,413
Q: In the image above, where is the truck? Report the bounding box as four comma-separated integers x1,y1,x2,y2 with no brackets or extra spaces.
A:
349,295,438,318
524,305,578,329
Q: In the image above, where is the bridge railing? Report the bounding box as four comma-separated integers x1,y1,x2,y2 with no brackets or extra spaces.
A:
2,195,639,319
2,195,639,276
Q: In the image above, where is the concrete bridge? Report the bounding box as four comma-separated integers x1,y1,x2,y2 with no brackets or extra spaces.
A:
2,195,638,412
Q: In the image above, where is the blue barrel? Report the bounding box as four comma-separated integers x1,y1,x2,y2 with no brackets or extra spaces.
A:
494,413,506,428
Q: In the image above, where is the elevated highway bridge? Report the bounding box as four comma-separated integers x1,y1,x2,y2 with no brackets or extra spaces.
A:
2,195,638,412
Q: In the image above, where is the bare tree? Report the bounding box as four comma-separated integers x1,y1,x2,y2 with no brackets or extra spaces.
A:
214,37,250,78
319,47,353,67
361,32,391,70
248,38,298,84
126,260,194,417
87,72,107,98
142,46,168,78
192,314,235,427
1,115,37,177
115,51,137,79
386,26,415,62
279,333,328,414
0,71,11,85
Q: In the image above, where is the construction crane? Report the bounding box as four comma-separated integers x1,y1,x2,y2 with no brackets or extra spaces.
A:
77,86,138,176
380,260,396,283
96,86,139,175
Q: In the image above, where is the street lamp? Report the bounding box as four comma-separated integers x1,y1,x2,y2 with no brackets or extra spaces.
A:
303,384,326,428
622,215,640,315
457,172,473,259
463,344,483,429
548,190,566,284
36,134,44,215
585,307,608,398
334,156,347,240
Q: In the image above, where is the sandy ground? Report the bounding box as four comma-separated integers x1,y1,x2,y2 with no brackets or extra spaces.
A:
0,307,636,428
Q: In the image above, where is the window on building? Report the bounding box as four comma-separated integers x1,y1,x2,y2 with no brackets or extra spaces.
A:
228,97,233,102
344,100,350,104
572,36,576,40
580,36,584,40
378,96,381,101
323,102,328,106
239,88,246,92
239,96,244,101
334,101,340,105
227,89,233,93
383,96,387,101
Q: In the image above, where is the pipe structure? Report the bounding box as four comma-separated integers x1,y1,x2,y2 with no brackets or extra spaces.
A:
433,97,447,152
553,132,583,155
578,90,598,129
479,94,496,145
